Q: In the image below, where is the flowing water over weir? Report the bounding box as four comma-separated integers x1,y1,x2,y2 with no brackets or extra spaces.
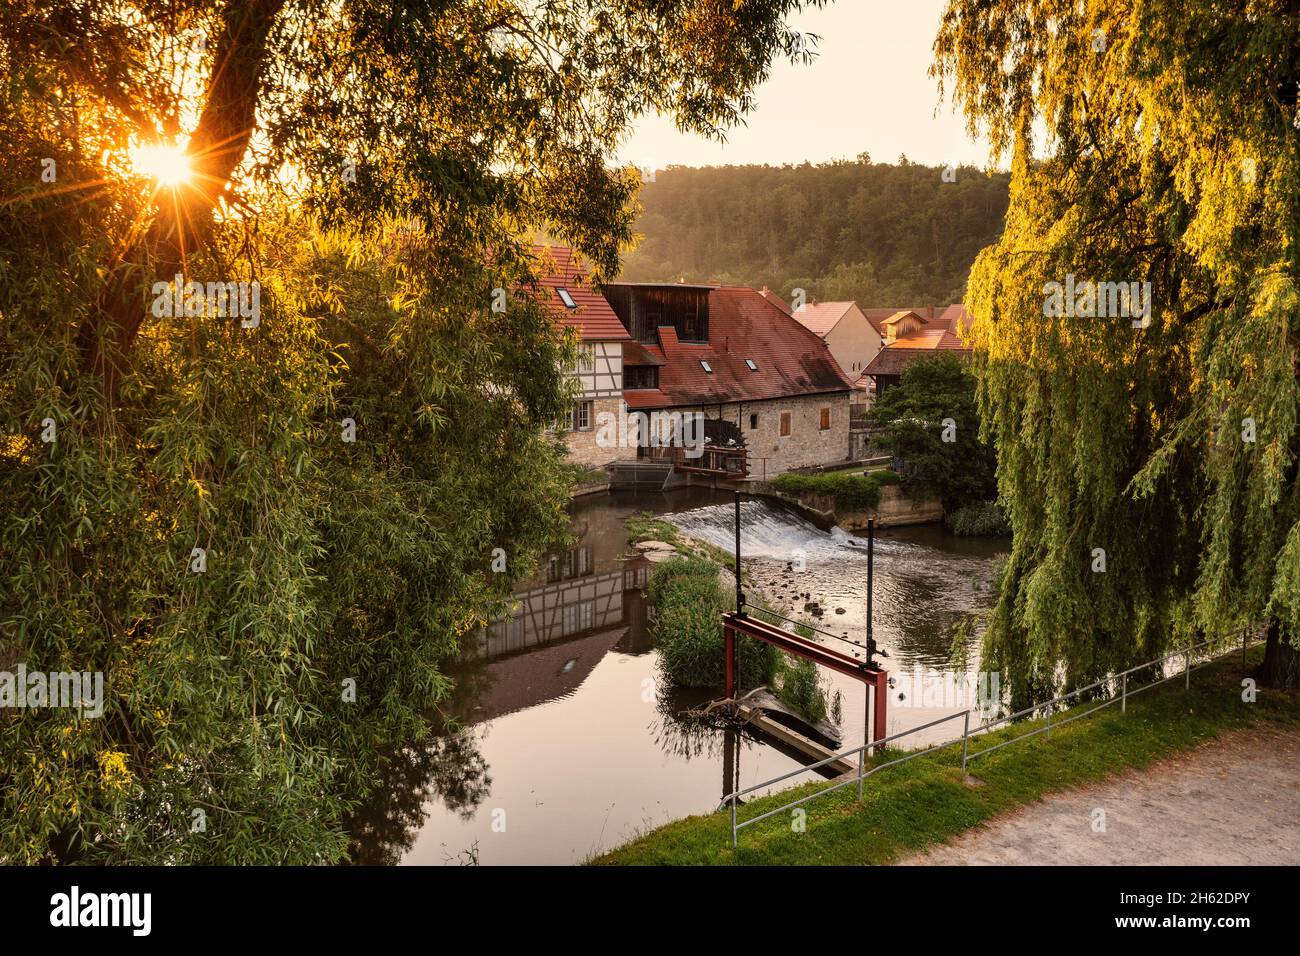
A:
667,497,1001,668
348,489,1008,865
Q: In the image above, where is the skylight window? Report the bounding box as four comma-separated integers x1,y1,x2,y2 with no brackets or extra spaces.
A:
700,360,713,373
556,287,577,309
745,359,758,371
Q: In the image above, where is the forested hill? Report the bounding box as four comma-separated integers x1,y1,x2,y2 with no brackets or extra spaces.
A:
620,158,1010,308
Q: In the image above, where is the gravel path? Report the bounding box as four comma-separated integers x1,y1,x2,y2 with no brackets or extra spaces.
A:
903,726,1300,865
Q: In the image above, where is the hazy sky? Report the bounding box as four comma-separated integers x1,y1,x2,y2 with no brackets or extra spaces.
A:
618,0,994,170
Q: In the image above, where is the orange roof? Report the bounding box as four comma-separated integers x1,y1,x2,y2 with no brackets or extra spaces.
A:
861,305,972,337
531,246,630,341
863,323,972,378
887,329,968,349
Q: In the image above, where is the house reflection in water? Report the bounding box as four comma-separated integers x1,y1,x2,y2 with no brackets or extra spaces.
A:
461,542,652,722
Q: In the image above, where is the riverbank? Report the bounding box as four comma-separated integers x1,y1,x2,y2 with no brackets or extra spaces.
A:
589,645,1300,865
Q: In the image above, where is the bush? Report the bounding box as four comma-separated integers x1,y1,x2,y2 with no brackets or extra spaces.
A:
772,469,895,510
775,656,828,724
649,557,777,688
947,500,1011,536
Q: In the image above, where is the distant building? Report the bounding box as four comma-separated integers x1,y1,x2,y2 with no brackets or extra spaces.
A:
790,300,882,382
534,247,630,469
861,305,973,396
604,281,854,478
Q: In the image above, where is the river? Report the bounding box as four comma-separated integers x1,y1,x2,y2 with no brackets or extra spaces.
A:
347,487,1008,865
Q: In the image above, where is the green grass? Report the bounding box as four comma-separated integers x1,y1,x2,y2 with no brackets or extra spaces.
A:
590,646,1299,865
625,512,683,547
625,511,737,570
815,463,893,477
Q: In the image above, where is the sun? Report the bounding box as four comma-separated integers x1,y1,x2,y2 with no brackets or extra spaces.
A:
129,142,194,188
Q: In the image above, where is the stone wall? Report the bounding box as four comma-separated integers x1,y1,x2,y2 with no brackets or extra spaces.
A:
834,485,944,530
563,391,852,475
705,392,851,478
562,395,624,469
748,483,943,529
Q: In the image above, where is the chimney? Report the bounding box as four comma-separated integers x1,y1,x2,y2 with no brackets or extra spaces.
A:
928,305,935,322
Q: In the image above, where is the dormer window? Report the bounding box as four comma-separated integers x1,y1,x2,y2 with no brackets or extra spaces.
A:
556,287,577,309
700,360,713,373
745,359,758,371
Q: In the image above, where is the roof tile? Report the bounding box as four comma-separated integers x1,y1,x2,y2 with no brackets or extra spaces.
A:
531,246,630,341
619,286,852,408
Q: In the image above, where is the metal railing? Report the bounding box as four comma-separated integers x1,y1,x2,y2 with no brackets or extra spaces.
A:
719,624,1262,847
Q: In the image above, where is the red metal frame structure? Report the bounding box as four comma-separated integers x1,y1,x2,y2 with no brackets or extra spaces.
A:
722,611,888,743
722,490,889,744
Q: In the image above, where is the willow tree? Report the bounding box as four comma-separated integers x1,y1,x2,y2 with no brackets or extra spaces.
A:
0,0,824,863
934,0,1300,705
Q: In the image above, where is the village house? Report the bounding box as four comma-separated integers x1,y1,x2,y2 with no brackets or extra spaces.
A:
861,305,973,397
789,300,882,382
534,247,631,470
603,280,855,479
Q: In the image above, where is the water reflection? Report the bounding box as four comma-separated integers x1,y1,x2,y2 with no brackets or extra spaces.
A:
347,488,1007,865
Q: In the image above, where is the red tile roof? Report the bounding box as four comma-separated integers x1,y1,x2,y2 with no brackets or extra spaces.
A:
863,331,972,377
864,346,972,377
531,246,630,341
860,304,973,379
760,286,792,315
621,286,852,410
622,340,664,366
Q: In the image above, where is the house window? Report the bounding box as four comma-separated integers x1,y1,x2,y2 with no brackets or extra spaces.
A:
749,413,758,430
682,305,703,341
547,546,593,583
745,359,758,371
625,365,659,389
563,599,595,636
700,360,713,373
780,412,791,437
820,407,831,430
570,401,593,431
577,343,596,369
556,287,578,309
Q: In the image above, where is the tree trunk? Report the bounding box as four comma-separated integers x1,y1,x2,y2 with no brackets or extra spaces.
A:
77,0,285,402
1259,618,1300,690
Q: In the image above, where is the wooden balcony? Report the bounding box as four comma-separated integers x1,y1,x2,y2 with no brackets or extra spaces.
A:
638,444,749,478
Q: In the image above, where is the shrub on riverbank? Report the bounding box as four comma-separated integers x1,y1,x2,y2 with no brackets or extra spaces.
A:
947,500,1010,536
775,656,829,723
649,557,778,688
772,469,899,511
